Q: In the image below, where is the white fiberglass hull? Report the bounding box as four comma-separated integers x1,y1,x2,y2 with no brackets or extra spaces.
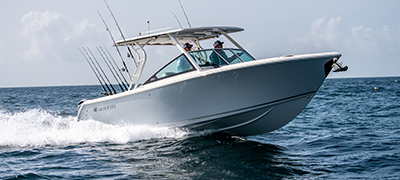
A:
77,52,340,136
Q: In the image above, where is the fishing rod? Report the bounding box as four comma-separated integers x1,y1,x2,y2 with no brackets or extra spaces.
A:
96,46,126,92
79,48,107,94
97,11,132,80
82,47,113,95
103,0,138,68
102,46,130,89
172,12,183,29
178,0,191,28
87,47,117,94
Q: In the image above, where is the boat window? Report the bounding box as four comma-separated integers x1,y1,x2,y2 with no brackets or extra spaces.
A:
224,49,242,64
144,54,195,84
189,49,229,67
143,49,255,85
230,49,255,62
189,48,255,67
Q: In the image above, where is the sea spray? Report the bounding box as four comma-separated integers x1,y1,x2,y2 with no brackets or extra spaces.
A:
0,109,190,147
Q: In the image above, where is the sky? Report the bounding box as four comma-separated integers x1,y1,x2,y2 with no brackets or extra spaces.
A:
1,0,399,87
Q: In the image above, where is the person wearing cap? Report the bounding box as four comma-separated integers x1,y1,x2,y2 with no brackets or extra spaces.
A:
183,43,193,51
177,43,194,72
213,40,224,49
209,40,228,66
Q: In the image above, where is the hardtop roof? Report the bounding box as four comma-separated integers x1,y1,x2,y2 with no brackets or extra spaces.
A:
114,26,244,46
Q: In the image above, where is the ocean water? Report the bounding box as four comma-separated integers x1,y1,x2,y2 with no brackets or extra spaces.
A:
0,77,399,179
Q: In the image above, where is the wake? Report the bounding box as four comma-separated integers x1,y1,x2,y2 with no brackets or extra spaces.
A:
0,109,191,147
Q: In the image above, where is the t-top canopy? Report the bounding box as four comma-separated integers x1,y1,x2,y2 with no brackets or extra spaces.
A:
114,26,244,46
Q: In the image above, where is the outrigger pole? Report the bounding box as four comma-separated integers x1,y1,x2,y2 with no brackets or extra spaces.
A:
79,48,108,94
96,47,127,92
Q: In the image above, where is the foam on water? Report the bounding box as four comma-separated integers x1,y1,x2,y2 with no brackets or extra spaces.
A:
0,109,190,147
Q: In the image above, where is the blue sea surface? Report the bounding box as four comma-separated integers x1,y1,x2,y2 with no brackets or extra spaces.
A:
0,77,399,179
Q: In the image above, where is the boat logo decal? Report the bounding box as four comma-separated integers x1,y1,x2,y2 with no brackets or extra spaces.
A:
93,104,116,112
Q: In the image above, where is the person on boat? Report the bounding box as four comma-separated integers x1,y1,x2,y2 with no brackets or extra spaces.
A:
183,43,192,52
177,43,193,72
210,40,228,66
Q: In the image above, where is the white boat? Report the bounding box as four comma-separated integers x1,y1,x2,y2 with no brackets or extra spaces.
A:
77,26,345,136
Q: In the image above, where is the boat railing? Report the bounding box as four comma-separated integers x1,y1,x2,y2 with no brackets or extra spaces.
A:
128,42,148,90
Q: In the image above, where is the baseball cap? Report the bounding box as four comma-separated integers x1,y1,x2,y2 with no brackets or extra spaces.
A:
183,43,193,48
213,40,224,47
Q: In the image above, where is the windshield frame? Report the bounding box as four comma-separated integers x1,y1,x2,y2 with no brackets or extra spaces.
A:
189,48,255,67
142,48,255,85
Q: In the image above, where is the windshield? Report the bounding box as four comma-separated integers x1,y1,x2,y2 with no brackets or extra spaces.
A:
143,49,255,84
144,54,195,83
189,48,255,67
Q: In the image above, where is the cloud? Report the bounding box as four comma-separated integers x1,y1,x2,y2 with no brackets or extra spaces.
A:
18,11,60,61
20,11,62,36
73,19,98,37
291,15,400,59
18,10,106,63
291,15,346,53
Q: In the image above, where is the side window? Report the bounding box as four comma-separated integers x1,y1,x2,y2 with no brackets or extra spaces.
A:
231,50,255,62
220,49,241,64
176,54,194,73
145,54,195,83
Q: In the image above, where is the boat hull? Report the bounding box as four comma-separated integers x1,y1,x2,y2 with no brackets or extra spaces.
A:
77,52,340,136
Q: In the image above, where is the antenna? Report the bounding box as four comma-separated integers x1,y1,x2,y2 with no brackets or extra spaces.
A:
172,12,183,29
178,0,191,28
147,21,150,32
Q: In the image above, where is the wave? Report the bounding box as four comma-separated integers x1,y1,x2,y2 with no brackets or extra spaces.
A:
0,109,191,147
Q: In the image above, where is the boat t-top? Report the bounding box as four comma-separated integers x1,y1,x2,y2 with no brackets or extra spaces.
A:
77,26,347,136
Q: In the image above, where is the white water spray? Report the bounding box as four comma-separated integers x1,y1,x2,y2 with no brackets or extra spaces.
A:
0,109,190,147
